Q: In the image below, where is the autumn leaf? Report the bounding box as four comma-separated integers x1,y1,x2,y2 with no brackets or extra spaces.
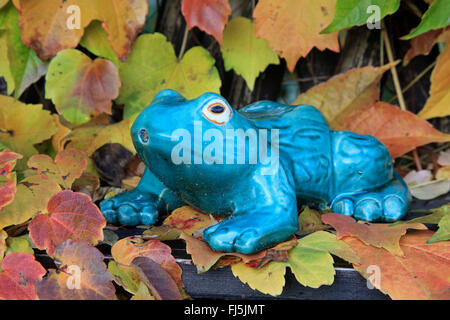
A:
0,149,22,210
13,0,148,61
341,102,450,158
61,117,135,156
403,29,444,65
45,49,121,125
293,62,395,129
0,174,61,229
322,0,400,33
253,0,339,72
80,21,120,66
221,17,279,91
28,190,106,256
28,149,88,189
0,30,14,95
0,0,8,9
409,179,450,200
344,231,450,299
117,33,221,120
143,226,182,241
0,229,7,263
402,0,450,40
0,2,48,98
181,0,231,44
162,206,217,236
180,232,266,273
0,94,58,169
5,235,34,256
321,212,427,256
394,203,449,225
231,231,359,296
427,214,450,243
297,206,330,236
0,252,46,300
417,34,450,119
36,240,116,300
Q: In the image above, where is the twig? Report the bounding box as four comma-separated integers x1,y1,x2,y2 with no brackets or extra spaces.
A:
405,0,423,19
388,61,436,103
178,26,189,61
413,149,423,171
382,22,406,111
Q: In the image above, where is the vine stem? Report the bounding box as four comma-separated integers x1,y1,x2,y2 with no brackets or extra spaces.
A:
178,26,189,61
382,22,406,111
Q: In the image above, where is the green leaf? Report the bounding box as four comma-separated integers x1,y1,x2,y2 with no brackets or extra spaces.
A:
80,21,120,66
322,0,400,33
0,3,48,98
45,49,121,125
0,30,13,95
221,17,279,91
427,214,450,243
117,33,221,120
402,0,450,39
232,231,359,296
5,235,34,256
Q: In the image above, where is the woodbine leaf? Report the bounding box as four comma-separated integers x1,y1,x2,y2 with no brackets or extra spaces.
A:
118,33,221,120
0,174,61,229
340,102,450,158
131,257,182,300
5,235,34,256
322,0,400,34
293,63,395,129
0,30,14,95
0,252,46,300
0,95,58,169
28,149,88,189
0,149,22,210
181,0,231,44
418,34,450,119
402,0,450,40
232,231,359,296
0,0,8,9
0,230,7,264
221,17,279,91
45,49,121,125
80,21,120,66
0,2,48,98
36,240,116,300
13,0,148,61
321,212,427,256
163,206,217,236
180,232,266,273
111,237,184,290
437,166,450,179
394,203,449,225
61,118,135,156
253,0,339,72
344,231,450,299
427,214,450,243
403,29,444,65
28,190,106,256
297,206,330,236
409,179,450,200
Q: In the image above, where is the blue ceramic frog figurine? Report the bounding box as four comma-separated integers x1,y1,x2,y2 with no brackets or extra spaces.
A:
100,89,411,254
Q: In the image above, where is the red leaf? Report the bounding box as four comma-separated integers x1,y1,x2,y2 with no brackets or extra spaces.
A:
0,253,46,300
0,150,22,210
181,0,231,44
28,190,106,255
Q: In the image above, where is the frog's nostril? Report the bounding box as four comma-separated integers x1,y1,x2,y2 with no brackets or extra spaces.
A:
139,128,149,143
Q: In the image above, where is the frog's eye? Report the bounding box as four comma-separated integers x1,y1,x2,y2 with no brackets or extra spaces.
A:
139,128,149,143
202,100,231,125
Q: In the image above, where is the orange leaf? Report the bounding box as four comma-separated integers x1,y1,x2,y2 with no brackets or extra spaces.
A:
162,206,217,236
344,231,450,300
340,102,450,158
181,0,231,44
111,237,183,289
28,149,88,189
14,0,148,60
28,190,106,256
36,240,116,300
0,150,22,210
403,29,443,65
253,0,339,72
322,212,427,256
0,253,46,300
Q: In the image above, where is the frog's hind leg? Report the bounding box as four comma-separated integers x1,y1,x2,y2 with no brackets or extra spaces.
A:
331,171,411,222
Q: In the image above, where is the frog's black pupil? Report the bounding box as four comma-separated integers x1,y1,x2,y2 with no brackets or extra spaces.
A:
211,105,224,113
139,129,149,143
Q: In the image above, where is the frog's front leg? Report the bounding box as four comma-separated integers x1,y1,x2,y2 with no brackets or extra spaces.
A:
100,168,184,226
203,167,298,254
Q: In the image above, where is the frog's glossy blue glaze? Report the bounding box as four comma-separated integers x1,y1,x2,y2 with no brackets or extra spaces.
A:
101,89,411,254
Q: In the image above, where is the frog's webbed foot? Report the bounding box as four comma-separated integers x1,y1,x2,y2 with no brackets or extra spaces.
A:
203,209,298,254
331,171,411,222
100,189,159,226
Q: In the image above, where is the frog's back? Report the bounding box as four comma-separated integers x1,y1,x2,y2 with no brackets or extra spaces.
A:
239,102,333,203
